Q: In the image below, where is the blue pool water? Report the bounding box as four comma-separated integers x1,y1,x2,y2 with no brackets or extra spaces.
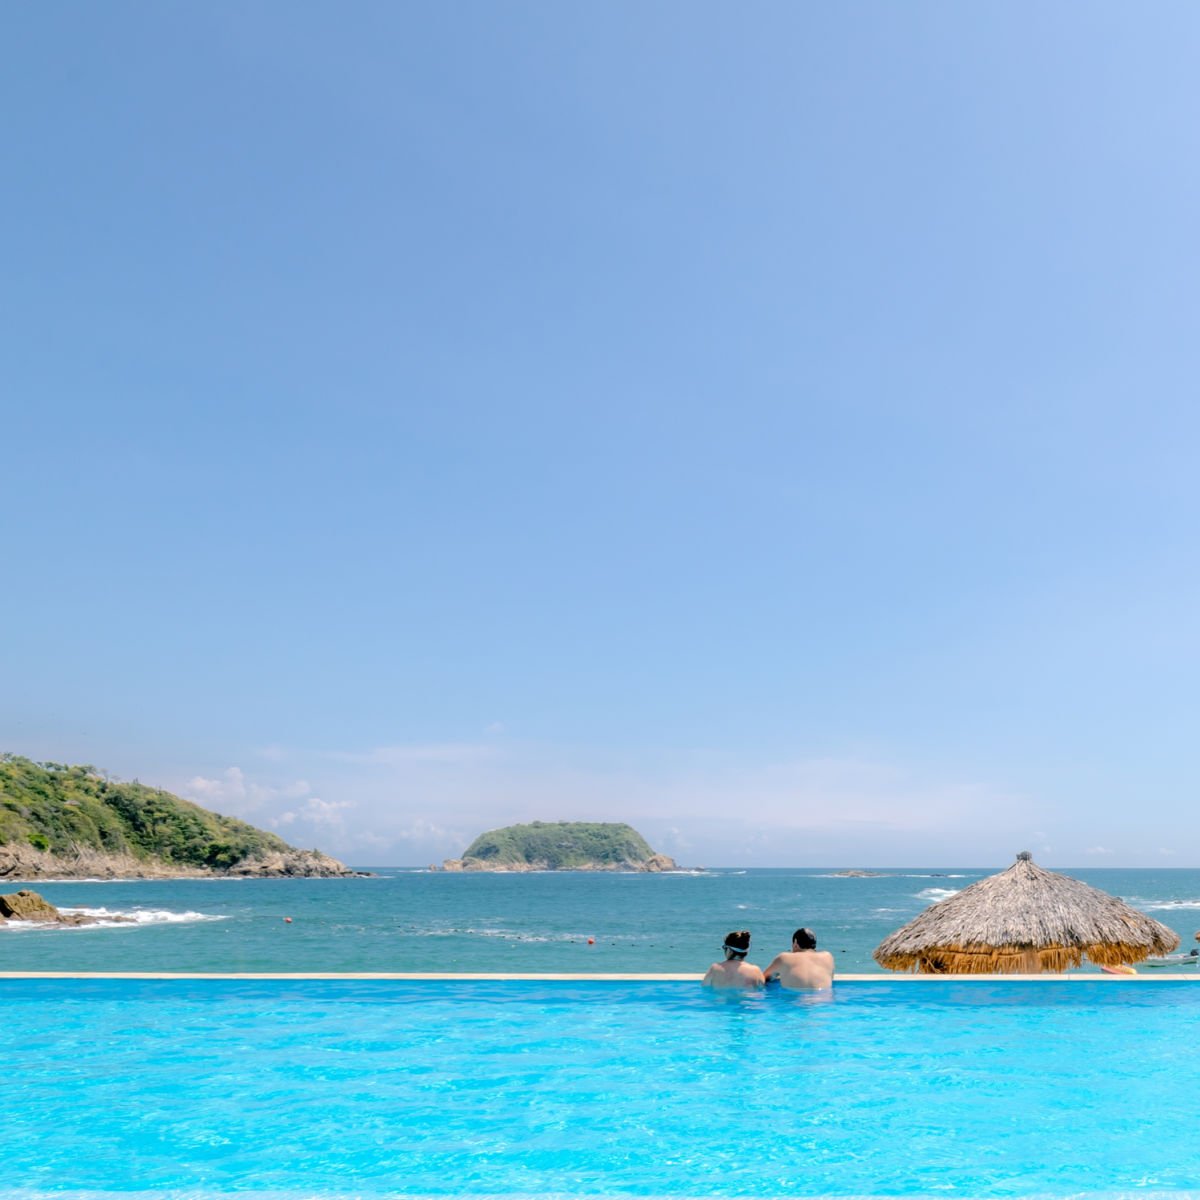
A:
5,978,1200,1198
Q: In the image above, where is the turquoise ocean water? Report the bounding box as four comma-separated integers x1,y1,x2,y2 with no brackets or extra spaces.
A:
2,866,1199,974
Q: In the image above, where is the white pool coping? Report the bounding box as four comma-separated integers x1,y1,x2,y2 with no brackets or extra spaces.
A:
0,971,1197,981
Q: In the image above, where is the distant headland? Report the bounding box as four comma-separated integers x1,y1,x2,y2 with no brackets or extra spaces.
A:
0,755,360,879
439,821,678,873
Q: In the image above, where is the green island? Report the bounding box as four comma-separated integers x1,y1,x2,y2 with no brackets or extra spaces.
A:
441,820,678,872
0,755,355,878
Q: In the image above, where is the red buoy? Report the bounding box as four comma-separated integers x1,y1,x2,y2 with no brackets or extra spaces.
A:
284,917,293,923
587,937,595,945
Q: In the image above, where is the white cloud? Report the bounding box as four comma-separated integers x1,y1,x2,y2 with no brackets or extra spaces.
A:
1084,846,1115,855
167,743,1054,867
185,766,245,802
274,796,354,829
183,767,311,813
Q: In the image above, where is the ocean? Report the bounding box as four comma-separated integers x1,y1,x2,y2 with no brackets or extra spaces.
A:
3,866,1199,974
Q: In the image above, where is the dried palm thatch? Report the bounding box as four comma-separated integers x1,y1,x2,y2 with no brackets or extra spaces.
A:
874,852,1180,974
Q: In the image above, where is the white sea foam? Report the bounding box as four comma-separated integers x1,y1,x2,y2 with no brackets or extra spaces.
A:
68,906,226,926
915,887,960,903
1131,897,1200,912
814,874,888,881
0,906,227,932
408,924,645,944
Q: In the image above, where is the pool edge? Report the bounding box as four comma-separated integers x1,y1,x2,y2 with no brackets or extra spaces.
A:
0,971,1197,981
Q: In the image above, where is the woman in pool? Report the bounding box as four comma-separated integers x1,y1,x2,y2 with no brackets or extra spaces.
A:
702,930,765,989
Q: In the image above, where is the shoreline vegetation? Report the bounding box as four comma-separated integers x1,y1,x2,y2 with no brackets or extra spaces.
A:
0,755,359,880
438,820,679,873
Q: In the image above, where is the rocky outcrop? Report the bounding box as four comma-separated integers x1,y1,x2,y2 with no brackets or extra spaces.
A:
224,849,363,878
0,843,361,881
0,844,183,880
0,888,62,920
0,888,123,926
643,854,677,873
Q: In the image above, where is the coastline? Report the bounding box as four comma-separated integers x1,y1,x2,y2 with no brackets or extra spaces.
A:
0,845,362,880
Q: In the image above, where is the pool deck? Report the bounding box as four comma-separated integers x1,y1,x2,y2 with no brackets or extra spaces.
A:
0,971,1197,980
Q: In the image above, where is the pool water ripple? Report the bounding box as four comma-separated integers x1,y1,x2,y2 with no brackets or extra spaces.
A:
4,980,1200,1196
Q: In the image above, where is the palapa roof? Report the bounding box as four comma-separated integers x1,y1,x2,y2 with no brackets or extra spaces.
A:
874,851,1180,974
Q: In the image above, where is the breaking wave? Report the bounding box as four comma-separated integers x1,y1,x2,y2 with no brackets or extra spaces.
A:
1131,897,1200,912
0,907,227,932
407,924,647,944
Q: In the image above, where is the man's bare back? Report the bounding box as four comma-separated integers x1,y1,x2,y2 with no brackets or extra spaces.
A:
762,928,835,990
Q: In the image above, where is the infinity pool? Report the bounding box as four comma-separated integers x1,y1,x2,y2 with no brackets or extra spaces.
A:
5,978,1200,1197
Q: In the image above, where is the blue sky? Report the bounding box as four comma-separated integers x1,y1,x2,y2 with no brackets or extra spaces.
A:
4,4,1199,866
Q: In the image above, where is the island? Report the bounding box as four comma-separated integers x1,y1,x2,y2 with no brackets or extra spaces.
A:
441,821,678,872
0,754,359,879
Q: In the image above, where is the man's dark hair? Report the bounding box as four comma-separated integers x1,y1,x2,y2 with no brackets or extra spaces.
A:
792,927,817,950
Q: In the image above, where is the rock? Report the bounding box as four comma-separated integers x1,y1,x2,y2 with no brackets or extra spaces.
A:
0,889,62,921
441,858,464,872
0,888,117,926
0,842,364,880
225,849,359,878
644,854,678,872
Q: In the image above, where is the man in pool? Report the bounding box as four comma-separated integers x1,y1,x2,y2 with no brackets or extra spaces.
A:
761,927,835,990
701,930,765,989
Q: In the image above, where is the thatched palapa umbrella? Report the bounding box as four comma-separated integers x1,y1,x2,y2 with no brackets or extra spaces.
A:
874,851,1179,974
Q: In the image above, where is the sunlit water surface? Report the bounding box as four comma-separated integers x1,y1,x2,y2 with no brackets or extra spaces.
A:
4,978,1200,1198
4,867,1200,974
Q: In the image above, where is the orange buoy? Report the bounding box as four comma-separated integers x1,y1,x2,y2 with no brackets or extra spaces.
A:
587,937,595,945
284,917,293,924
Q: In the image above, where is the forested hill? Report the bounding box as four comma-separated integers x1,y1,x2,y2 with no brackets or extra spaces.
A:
443,820,678,872
0,755,354,877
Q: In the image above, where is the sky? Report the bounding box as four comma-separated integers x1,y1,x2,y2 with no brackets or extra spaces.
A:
3,4,1199,868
